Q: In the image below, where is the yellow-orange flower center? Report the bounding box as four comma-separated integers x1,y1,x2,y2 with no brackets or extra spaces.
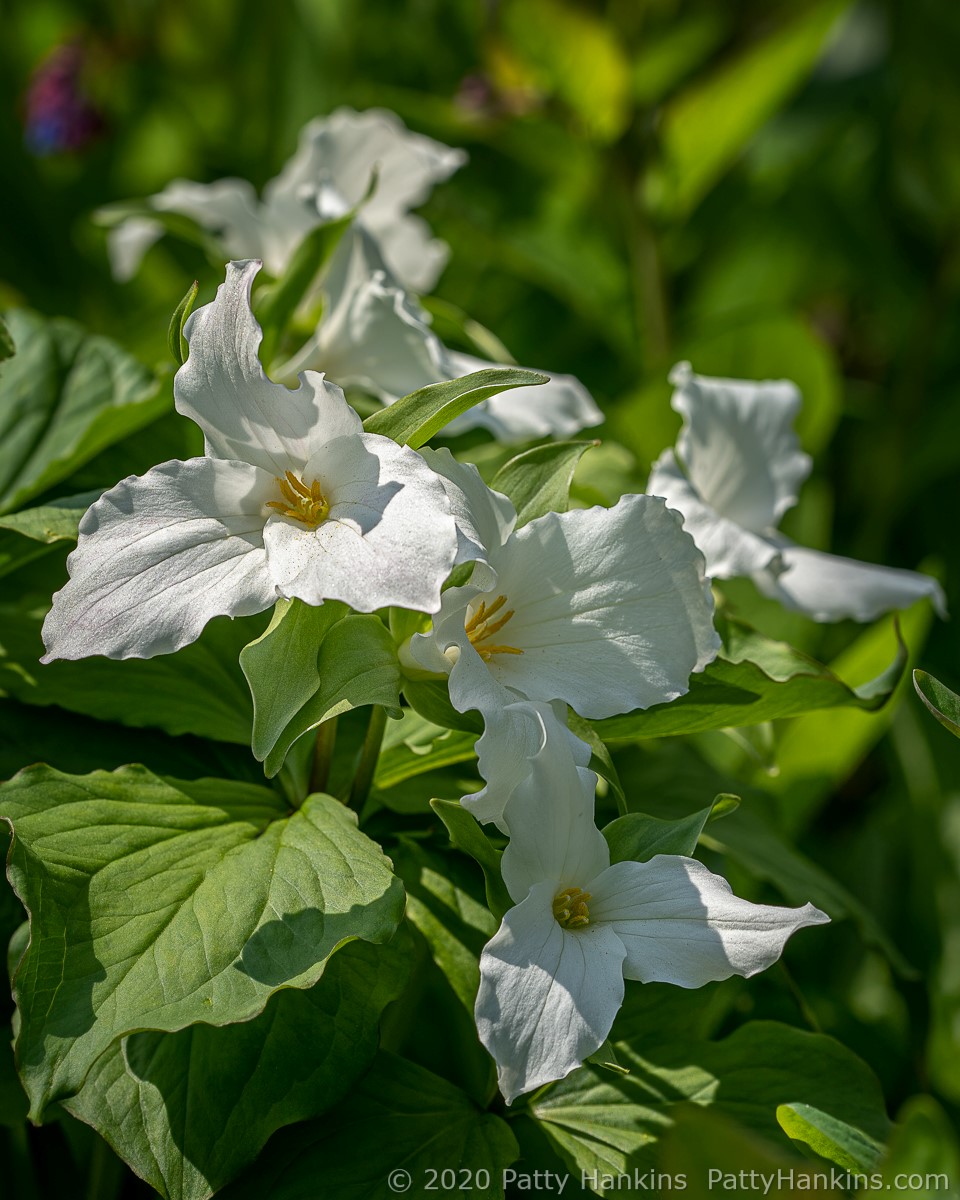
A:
464,594,523,662
553,886,591,930
266,471,330,528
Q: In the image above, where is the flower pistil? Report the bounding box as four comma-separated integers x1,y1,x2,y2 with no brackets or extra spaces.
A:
266,470,330,527
465,593,523,661
553,886,591,930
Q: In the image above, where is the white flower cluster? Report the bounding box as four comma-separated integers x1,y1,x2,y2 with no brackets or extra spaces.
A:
52,109,945,1104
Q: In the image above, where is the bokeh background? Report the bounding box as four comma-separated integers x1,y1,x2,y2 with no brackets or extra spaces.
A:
2,0,959,1189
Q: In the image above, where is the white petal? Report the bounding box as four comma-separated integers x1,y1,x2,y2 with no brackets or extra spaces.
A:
499,726,609,903
417,447,517,565
152,178,271,265
106,216,164,282
373,213,453,293
671,362,812,533
647,449,784,580
176,260,362,475
441,350,604,443
448,494,720,720
754,538,948,623
588,856,829,988
476,881,626,1104
261,433,457,613
463,699,592,832
41,459,277,661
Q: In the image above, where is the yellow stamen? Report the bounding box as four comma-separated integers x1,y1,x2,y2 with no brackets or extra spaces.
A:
265,471,330,528
465,593,523,662
553,887,591,930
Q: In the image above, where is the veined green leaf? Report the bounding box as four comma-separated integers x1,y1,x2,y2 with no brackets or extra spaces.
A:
0,490,100,579
777,1102,885,1174
602,796,735,864
0,310,166,514
491,439,598,527
431,799,511,921
362,368,547,449
913,669,960,739
1,765,404,1119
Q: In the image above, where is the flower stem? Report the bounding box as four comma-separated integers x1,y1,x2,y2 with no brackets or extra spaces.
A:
349,705,387,811
309,716,338,797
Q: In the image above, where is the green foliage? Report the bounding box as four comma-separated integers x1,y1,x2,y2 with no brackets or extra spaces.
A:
431,798,512,919
166,278,199,366
0,311,166,514
602,797,734,864
362,367,547,448
1,765,404,1118
0,490,99,578
913,669,960,739
777,1101,885,1173
241,598,402,776
491,438,597,526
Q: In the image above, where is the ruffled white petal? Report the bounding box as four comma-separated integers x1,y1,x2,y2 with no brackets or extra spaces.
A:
754,538,948,623
153,178,272,264
106,216,164,282
41,459,277,662
647,449,784,580
374,213,454,294
261,433,457,613
417,448,517,565
458,494,719,719
441,350,604,443
671,362,812,533
476,880,627,1103
462,699,591,832
176,259,362,475
498,728,609,903
588,856,830,988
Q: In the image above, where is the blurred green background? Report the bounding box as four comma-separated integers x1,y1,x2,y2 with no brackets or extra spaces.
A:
3,0,960,1179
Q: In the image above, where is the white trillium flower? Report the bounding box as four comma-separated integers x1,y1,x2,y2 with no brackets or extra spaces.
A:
648,363,946,622
278,226,604,444
41,259,458,662
403,451,720,720
475,730,830,1103
106,108,466,292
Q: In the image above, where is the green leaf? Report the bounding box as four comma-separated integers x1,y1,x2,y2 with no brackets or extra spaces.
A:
362,368,547,449
491,439,598,527
218,1052,519,1200
63,936,412,1200
0,316,14,363
1,765,404,1118
777,1102,885,1174
0,602,262,745
241,600,402,777
401,677,485,735
881,1096,960,1195
431,799,512,921
0,310,166,514
913,669,960,739
257,214,354,365
602,801,720,864
0,490,100,579
375,710,477,789
648,0,849,217
166,279,199,366
592,618,906,741
527,1022,890,1179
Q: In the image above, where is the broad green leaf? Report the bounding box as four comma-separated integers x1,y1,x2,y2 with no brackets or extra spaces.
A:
218,1052,519,1200
362,367,547,449
881,1096,960,1195
602,801,722,864
0,310,166,514
401,677,484,735
240,598,349,760
241,603,402,778
63,936,412,1200
592,618,905,741
375,710,477,789
1,765,404,1118
166,279,199,366
0,602,263,745
0,316,14,363
431,799,512,920
659,1107,845,1199
0,490,100,579
913,669,960,739
777,1102,885,1173
566,710,627,813
528,1022,890,1179
491,439,598,527
647,0,849,217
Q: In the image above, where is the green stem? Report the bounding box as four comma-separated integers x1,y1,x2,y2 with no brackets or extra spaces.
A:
780,961,822,1033
349,705,387,811
309,716,339,797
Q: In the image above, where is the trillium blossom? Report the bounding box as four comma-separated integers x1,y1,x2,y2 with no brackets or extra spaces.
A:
106,107,466,292
403,451,720,720
41,259,458,662
475,729,829,1102
647,364,946,622
277,226,603,443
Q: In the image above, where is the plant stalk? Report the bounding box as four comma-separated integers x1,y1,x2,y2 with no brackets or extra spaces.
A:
349,705,387,811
